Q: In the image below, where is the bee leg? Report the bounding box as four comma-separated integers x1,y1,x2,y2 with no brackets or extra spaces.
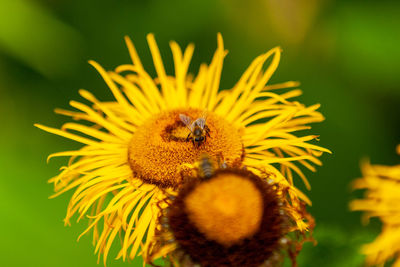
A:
186,133,191,142
205,126,211,137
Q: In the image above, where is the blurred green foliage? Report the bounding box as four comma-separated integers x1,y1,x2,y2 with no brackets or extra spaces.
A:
1,0,399,266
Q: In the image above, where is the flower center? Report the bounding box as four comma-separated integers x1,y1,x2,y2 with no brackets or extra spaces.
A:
128,108,244,188
184,172,264,246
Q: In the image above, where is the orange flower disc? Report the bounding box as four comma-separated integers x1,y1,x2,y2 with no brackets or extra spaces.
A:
128,108,244,188
185,172,263,246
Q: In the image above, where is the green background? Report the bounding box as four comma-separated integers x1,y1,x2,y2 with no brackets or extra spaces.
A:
1,0,399,266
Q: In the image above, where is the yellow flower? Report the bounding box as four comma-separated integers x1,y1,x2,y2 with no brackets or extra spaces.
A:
149,157,315,267
350,145,400,267
36,33,329,264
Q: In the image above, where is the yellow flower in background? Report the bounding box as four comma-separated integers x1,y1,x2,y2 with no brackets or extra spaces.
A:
350,145,400,267
36,33,329,264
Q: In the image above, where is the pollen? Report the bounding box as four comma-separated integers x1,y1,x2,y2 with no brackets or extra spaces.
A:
128,108,244,188
184,172,263,246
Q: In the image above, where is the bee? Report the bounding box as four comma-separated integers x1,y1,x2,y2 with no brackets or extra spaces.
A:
179,112,210,147
198,154,214,178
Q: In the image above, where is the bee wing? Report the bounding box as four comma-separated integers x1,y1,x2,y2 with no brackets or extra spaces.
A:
179,114,194,131
194,117,206,129
195,110,208,129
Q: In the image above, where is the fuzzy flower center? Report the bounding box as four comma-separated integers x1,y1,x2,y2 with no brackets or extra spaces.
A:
184,173,264,246
128,108,244,188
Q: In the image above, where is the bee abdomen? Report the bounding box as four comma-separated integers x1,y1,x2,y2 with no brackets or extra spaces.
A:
200,157,214,178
